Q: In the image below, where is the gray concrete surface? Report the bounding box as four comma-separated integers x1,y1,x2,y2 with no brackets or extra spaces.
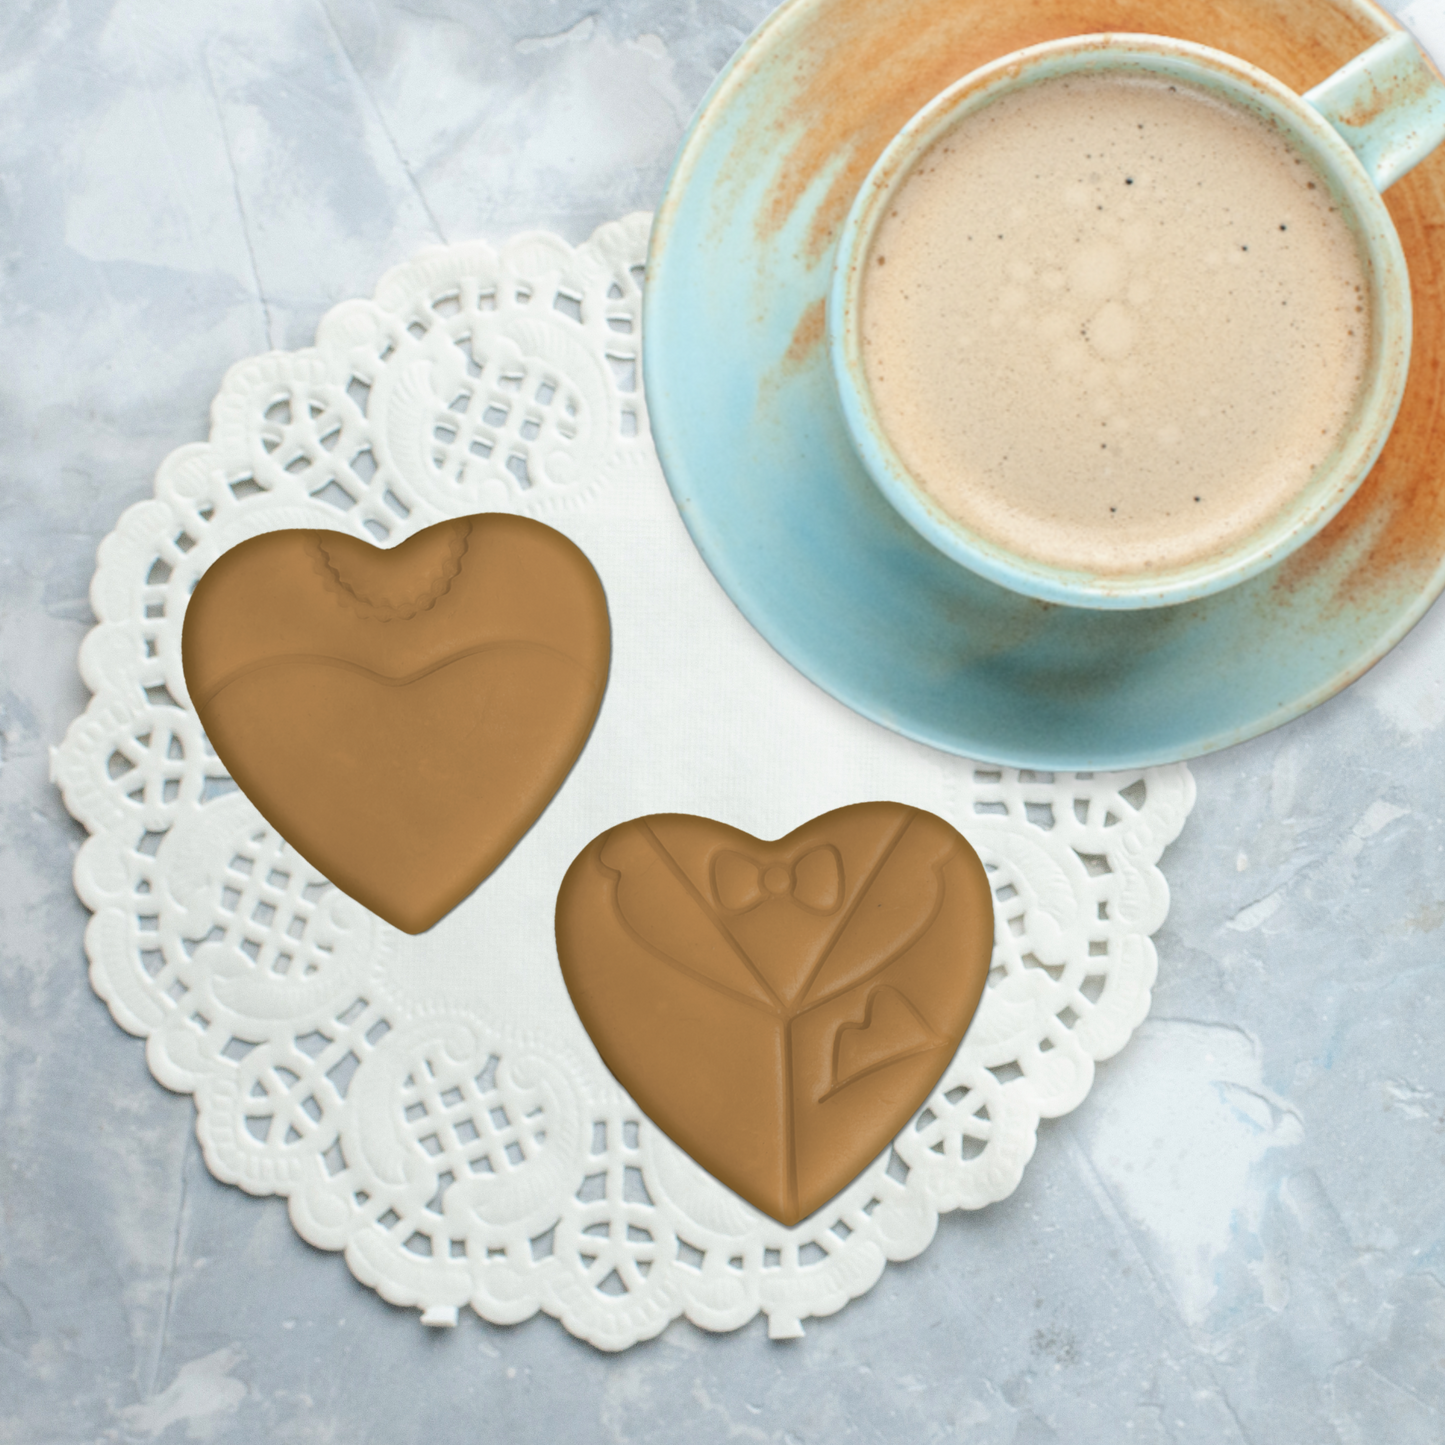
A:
2,2,1443,1440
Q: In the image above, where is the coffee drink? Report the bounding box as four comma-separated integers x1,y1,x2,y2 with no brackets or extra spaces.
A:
859,71,1372,576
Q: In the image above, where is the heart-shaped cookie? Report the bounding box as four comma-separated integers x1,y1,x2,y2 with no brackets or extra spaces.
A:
556,803,994,1225
182,514,609,934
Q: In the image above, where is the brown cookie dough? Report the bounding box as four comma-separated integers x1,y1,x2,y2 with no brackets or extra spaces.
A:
556,803,995,1225
183,514,610,934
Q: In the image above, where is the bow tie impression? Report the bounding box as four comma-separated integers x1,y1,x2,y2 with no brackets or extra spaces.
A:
712,843,844,915
556,803,996,1225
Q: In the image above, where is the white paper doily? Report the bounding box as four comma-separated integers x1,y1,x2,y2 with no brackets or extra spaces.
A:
52,214,1195,1349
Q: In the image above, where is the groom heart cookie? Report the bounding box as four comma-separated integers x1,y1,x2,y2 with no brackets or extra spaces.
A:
182,514,610,934
556,804,995,1225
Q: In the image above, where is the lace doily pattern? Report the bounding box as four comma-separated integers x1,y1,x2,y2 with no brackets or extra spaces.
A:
53,215,1195,1349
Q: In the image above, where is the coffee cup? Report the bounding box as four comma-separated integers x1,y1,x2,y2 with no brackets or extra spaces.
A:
828,30,1445,609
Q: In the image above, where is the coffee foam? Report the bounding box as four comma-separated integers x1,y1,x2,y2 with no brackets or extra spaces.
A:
860,72,1372,576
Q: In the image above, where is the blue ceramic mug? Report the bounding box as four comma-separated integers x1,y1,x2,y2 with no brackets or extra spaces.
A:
829,31,1445,610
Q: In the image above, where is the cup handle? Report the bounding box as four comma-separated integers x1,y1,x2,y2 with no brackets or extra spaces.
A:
1305,28,1445,190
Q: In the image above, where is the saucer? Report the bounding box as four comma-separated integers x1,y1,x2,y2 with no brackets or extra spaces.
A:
645,0,1445,769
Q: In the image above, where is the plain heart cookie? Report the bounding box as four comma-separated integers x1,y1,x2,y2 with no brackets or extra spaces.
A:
182,514,610,933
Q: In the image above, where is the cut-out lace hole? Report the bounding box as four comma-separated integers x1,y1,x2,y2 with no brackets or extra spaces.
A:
312,480,355,511
295,1030,330,1058
606,353,637,392
335,998,367,1026
992,1061,1025,1085
327,1051,360,1099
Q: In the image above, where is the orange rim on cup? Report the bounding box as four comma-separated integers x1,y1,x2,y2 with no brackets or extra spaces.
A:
828,31,1445,609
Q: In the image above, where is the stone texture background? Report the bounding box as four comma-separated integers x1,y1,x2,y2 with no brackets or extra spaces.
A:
2,2,1443,1440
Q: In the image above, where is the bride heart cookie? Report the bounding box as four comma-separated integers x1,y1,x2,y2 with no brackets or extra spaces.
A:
555,803,995,1225
182,514,610,934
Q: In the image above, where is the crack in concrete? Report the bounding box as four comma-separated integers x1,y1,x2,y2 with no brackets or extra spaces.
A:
1058,1120,1258,1445
147,1137,191,1399
201,48,275,350
515,12,599,54
316,0,449,246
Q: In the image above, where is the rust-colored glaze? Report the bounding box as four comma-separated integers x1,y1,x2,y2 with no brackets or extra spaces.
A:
1335,43,1438,127
556,804,995,1226
737,0,1445,635
1275,162,1445,605
752,0,1378,267
783,296,826,369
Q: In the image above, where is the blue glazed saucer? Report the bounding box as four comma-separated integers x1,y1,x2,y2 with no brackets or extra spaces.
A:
644,0,1445,769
